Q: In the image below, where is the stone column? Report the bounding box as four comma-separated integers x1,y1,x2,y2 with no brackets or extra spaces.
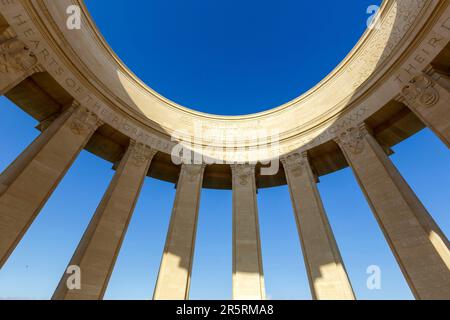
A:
52,142,156,300
282,153,355,300
153,164,205,300
231,164,265,300
0,30,41,95
0,103,101,268
336,124,450,300
399,74,450,148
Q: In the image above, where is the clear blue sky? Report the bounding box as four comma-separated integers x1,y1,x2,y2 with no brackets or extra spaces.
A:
0,0,449,300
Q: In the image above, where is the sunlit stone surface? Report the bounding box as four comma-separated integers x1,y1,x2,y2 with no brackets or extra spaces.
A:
0,0,449,300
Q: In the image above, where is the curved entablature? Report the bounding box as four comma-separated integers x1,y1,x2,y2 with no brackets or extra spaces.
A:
0,0,449,190
1,2,450,300
0,0,447,164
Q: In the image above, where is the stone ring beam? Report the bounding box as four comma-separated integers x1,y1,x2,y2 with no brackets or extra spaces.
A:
0,0,449,300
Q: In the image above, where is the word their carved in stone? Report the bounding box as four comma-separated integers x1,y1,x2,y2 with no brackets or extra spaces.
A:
402,75,440,108
0,38,37,73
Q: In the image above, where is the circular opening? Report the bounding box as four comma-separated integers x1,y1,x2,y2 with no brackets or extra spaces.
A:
86,0,381,116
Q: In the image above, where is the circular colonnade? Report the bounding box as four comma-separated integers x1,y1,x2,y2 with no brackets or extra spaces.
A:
0,0,449,300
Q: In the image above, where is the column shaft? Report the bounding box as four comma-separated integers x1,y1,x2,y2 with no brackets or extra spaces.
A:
52,142,155,300
232,165,265,300
400,74,450,147
283,153,355,300
153,164,205,300
0,104,100,267
336,125,450,300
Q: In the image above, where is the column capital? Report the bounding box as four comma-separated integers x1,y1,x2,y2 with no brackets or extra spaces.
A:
399,74,440,109
0,32,44,95
230,163,256,173
230,163,256,186
69,101,103,136
129,140,157,168
181,163,206,182
394,70,450,148
334,123,370,155
281,152,308,174
0,37,38,74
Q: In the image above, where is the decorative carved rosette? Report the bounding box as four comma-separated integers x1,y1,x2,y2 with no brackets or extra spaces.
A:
0,38,37,73
281,153,307,178
129,141,156,168
231,164,255,186
69,102,102,135
402,75,440,108
337,126,368,155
